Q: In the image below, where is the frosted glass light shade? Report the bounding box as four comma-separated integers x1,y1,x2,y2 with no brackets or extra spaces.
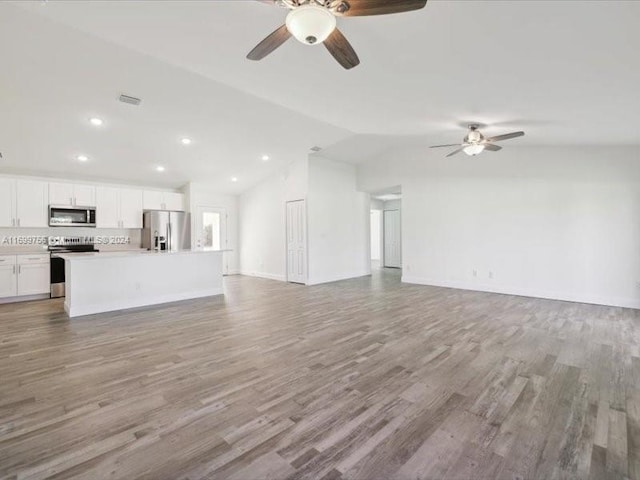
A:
463,144,485,156
286,5,337,45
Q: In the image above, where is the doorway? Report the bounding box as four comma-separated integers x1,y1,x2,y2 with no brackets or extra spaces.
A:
370,188,402,270
195,205,229,274
286,200,307,284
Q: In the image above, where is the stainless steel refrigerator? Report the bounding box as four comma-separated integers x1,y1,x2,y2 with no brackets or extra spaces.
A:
142,210,191,251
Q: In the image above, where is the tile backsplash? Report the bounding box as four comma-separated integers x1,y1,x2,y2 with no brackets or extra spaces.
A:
0,227,143,252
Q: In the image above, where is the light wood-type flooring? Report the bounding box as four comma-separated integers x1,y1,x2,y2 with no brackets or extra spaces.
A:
1,268,640,479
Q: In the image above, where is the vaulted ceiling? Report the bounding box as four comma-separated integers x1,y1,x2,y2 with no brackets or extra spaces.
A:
1,0,639,190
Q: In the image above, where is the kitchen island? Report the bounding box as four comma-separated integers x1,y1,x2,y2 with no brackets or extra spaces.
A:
59,249,225,318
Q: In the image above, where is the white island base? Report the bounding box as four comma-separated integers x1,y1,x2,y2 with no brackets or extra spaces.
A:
61,250,224,318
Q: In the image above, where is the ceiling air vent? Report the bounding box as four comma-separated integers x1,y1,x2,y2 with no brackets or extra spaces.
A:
310,146,322,153
118,94,142,106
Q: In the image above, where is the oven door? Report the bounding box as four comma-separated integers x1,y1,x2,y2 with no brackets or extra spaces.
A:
49,206,96,227
50,255,65,297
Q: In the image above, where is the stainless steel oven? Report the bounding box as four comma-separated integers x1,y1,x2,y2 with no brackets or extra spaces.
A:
49,237,99,298
49,205,96,227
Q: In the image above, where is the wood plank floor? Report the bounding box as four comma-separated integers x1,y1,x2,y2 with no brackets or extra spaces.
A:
1,268,640,479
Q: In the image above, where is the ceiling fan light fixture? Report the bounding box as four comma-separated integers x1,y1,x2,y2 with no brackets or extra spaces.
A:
463,144,485,156
286,5,336,45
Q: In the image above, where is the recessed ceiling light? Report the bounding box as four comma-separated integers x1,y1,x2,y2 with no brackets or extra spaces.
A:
231,177,238,182
261,154,270,161
89,117,103,126
156,166,166,172
77,155,88,162
181,138,192,145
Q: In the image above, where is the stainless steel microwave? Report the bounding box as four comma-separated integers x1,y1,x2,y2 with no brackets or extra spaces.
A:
49,205,97,227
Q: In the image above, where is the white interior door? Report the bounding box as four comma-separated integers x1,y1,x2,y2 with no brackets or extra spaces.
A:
286,200,307,284
383,209,402,268
195,206,228,274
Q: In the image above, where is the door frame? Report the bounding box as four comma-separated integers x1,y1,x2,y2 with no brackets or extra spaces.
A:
194,204,229,274
285,199,308,284
383,208,401,269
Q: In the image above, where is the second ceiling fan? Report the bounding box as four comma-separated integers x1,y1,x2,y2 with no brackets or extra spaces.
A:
247,0,428,70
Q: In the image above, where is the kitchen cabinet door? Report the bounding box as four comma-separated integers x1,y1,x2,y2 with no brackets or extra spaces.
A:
164,192,185,211
119,188,143,229
143,190,164,210
74,184,96,207
17,263,49,296
0,264,17,298
0,178,15,227
96,186,120,228
15,180,48,227
49,182,74,206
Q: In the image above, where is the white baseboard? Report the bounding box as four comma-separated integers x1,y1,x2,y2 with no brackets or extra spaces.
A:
401,275,640,310
307,270,371,286
65,288,224,318
0,293,50,304
239,271,287,282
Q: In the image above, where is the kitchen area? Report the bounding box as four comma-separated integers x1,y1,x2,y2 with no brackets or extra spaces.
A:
0,175,227,317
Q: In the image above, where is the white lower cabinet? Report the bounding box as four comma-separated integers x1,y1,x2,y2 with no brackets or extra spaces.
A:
17,263,50,296
0,254,49,299
0,264,17,298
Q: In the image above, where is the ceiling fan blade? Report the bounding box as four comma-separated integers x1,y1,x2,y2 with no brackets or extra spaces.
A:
485,131,525,143
324,28,360,70
446,147,465,158
430,143,461,149
247,25,291,61
334,0,427,17
483,144,503,152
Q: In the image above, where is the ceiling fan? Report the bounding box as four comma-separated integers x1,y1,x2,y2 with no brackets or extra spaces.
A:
430,124,525,158
247,0,428,70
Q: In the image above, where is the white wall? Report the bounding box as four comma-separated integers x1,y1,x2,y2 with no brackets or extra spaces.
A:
185,182,239,273
370,210,382,261
357,146,640,309
238,156,370,285
307,156,370,285
238,159,308,281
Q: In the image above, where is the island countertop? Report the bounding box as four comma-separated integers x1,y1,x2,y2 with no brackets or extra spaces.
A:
63,249,226,317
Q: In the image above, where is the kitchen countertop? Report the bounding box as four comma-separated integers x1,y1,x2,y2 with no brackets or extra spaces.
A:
0,248,50,255
56,249,229,261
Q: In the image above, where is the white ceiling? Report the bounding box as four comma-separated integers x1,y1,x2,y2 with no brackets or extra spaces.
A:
2,0,640,189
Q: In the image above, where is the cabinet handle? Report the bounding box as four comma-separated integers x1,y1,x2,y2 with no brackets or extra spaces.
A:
11,218,15,227
18,265,21,274
13,265,15,275
17,218,20,227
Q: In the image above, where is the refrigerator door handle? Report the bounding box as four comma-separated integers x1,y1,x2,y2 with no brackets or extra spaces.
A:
167,222,171,251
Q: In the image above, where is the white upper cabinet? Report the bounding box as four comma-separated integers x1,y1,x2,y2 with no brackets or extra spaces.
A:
49,182,96,207
15,180,48,227
49,182,74,206
164,192,185,211
119,188,143,229
95,186,120,229
74,184,96,207
143,190,185,211
96,186,143,229
143,190,164,210
0,178,15,227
